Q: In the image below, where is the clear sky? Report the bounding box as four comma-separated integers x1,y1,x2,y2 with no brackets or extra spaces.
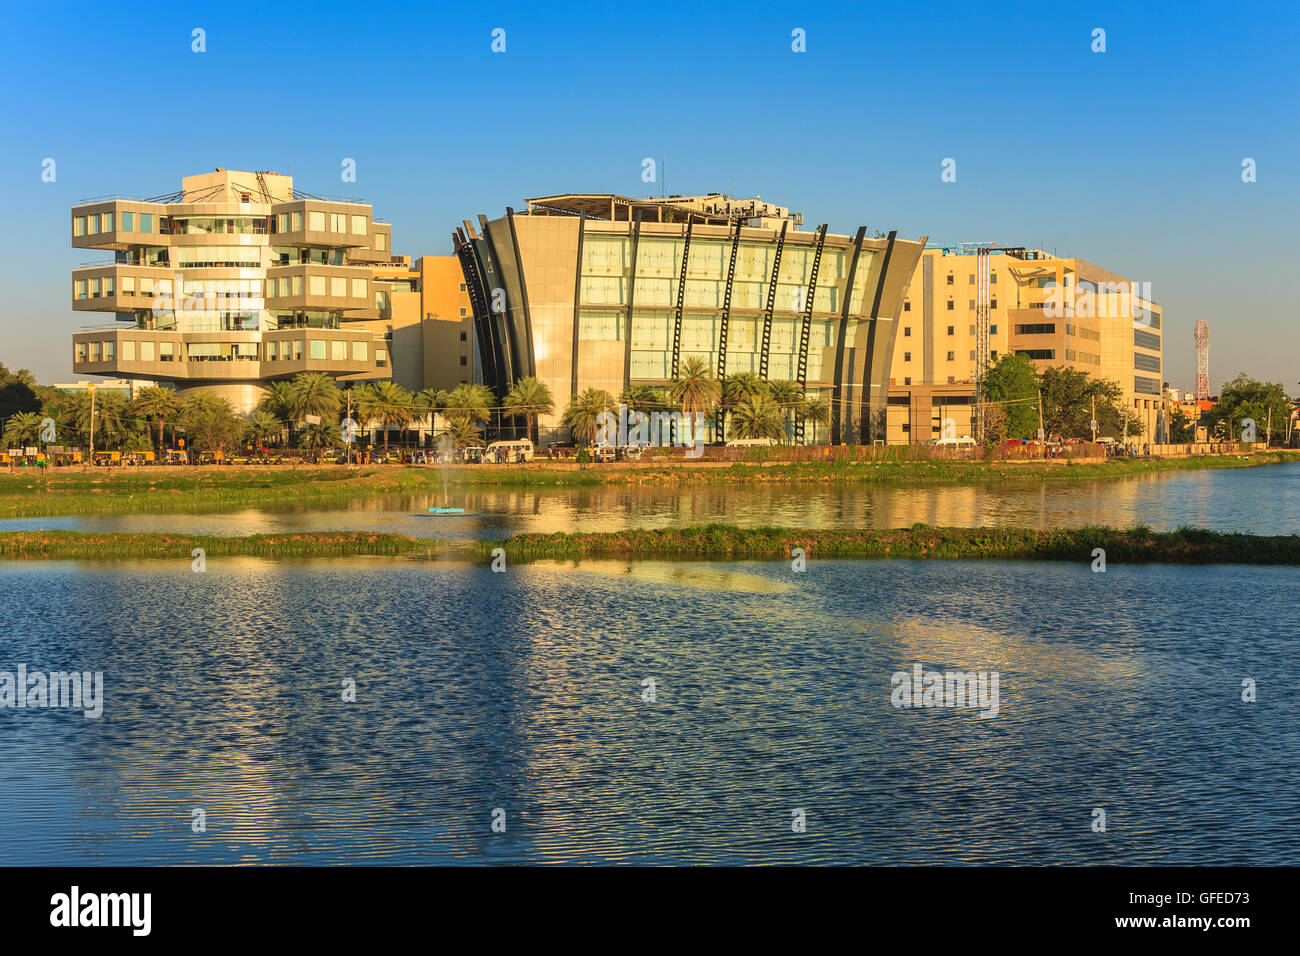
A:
0,0,1295,392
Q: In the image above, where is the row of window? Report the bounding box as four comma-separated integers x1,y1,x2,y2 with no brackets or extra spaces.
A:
903,298,1000,312
946,272,998,285
76,339,386,365
76,275,368,300
73,212,155,236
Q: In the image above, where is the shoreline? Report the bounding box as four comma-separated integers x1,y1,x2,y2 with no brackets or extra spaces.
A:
2,450,1296,519
2,524,1297,565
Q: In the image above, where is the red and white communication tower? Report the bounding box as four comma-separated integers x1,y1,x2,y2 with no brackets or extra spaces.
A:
1194,320,1210,401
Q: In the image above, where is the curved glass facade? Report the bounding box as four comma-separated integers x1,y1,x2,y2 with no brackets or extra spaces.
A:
455,200,924,445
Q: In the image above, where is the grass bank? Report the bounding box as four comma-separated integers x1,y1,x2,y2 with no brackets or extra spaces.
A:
2,451,1297,519
3,524,1297,565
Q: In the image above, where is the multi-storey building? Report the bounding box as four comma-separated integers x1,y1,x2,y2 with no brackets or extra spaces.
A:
453,193,925,445
70,168,398,413
887,245,1166,443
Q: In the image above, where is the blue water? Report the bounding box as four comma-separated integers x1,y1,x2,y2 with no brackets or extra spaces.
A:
5,460,1299,538
2,557,1296,864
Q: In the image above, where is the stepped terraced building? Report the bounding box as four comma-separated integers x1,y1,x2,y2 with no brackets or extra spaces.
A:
453,193,926,445
69,168,404,413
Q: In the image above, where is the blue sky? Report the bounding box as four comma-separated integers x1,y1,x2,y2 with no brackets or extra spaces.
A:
1,0,1295,391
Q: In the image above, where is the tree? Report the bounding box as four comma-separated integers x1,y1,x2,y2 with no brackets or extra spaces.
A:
129,385,179,452
355,380,416,451
768,380,804,442
288,372,342,425
1039,366,1132,440
730,394,786,441
441,383,495,433
802,394,831,442
295,420,343,460
441,417,485,451
1169,407,1197,443
1207,374,1290,444
669,357,721,443
179,393,244,457
58,390,133,450
980,354,1039,441
503,376,555,442
245,411,282,451
619,384,666,413
1,411,44,449
562,388,614,444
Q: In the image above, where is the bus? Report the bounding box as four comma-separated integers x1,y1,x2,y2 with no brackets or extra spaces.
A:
484,439,534,463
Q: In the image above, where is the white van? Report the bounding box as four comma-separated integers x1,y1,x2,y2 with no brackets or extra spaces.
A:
485,439,534,462
934,436,976,447
725,437,779,447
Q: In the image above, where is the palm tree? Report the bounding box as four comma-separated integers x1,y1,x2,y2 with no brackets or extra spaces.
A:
256,379,295,444
669,357,721,445
768,380,805,441
288,372,341,426
503,376,554,442
357,380,416,452
441,383,495,428
295,420,342,461
722,371,768,409
1,411,43,449
731,394,786,442
562,388,615,445
245,411,282,452
802,395,831,444
441,417,485,451
129,385,179,452
619,384,667,413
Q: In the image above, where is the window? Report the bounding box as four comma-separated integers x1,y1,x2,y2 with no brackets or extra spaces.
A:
140,276,154,296
75,342,87,362
459,331,467,342
74,216,86,237
89,342,101,361
991,272,997,284
104,341,115,360
139,341,154,361
969,350,975,360
330,213,347,233
1016,348,1055,360
990,324,997,335
121,211,134,232
159,342,174,362
103,212,114,232
331,340,346,361
331,277,346,298
351,215,367,235
459,283,467,292
308,211,326,232
903,301,911,311
293,276,304,296
903,326,911,337
1134,352,1161,372
75,279,87,299
460,356,468,366
1134,329,1161,351
122,340,135,362
904,377,911,385
376,348,388,367
310,340,327,360
969,325,975,335
946,274,954,285
140,213,153,233
968,274,974,285
375,232,386,251
89,214,100,235
946,325,954,335
968,300,975,310
293,211,303,231
293,340,304,360
309,275,326,296
459,307,467,317
1015,323,1057,335
946,301,954,311
351,278,366,299
91,278,101,298
990,299,997,309
946,351,955,361
903,352,911,362
351,341,368,362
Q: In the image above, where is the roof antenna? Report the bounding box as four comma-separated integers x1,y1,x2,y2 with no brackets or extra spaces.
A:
661,157,665,198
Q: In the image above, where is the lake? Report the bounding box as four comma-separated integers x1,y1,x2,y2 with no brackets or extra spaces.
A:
2,556,1295,864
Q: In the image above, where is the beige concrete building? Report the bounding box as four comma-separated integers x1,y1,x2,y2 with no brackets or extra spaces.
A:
70,168,398,413
887,245,1166,443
